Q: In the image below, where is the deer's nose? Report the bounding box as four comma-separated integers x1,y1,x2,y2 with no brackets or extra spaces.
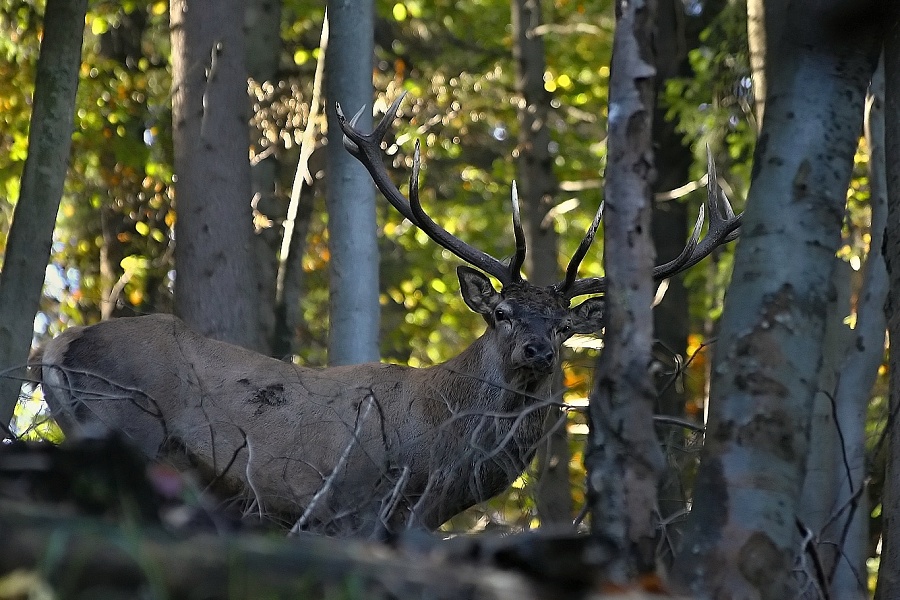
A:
523,342,555,372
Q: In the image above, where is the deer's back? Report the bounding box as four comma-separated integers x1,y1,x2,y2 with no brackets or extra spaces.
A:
39,314,479,532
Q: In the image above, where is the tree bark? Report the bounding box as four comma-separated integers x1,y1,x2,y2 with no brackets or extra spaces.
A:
325,0,380,365
584,0,662,581
813,59,886,599
671,2,881,596
747,0,789,130
876,11,900,599
246,0,284,356
0,0,86,431
511,0,572,526
651,0,691,525
97,8,148,322
171,0,262,350
797,257,853,593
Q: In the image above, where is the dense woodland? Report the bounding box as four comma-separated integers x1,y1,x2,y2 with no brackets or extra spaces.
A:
0,0,897,598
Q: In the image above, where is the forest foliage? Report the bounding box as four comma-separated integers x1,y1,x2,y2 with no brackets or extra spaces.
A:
0,0,884,540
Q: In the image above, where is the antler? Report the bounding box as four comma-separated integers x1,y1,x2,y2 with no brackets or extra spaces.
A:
557,147,742,299
339,94,741,298
337,93,526,286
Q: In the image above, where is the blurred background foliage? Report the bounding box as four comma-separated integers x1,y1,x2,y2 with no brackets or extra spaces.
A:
1,0,882,529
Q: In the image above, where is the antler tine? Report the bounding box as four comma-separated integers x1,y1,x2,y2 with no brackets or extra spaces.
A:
338,94,514,285
556,202,603,296
407,142,513,282
650,203,705,279
336,94,415,223
560,149,742,300
654,148,742,277
508,182,526,282
706,149,741,245
561,275,607,299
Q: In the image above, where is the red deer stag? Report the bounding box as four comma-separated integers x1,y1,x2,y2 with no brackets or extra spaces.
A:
38,95,740,537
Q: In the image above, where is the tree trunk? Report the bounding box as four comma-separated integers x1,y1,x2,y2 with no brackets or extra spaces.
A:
0,0,87,431
97,8,148,322
811,59,886,599
747,0,788,130
651,0,691,526
671,2,881,596
170,0,262,350
272,184,316,358
797,257,852,590
584,0,662,581
510,0,572,526
876,12,900,599
246,0,284,356
325,0,379,365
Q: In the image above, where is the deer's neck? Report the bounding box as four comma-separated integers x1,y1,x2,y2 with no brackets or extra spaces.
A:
432,334,553,411
413,333,553,519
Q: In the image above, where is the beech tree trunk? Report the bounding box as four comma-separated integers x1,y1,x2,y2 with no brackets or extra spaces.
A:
807,60,885,599
511,0,572,526
325,0,379,365
171,0,262,350
0,0,87,431
584,0,662,581
671,2,881,596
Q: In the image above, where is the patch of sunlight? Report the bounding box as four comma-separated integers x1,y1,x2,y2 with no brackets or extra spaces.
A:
10,387,63,443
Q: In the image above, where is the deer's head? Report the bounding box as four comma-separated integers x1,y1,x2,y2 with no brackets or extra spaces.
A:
456,268,606,377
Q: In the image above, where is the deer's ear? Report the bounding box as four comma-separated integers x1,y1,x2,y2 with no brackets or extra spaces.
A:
458,266,501,315
570,297,604,334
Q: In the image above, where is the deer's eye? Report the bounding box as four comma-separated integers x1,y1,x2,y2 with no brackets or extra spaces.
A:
494,307,509,322
559,321,572,335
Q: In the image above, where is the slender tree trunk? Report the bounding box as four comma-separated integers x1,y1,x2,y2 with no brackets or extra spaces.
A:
651,0,691,525
246,0,284,356
325,0,379,365
797,256,852,591
97,9,148,322
0,0,86,431
511,0,572,526
817,60,886,598
651,0,689,420
246,0,281,79
747,0,788,130
171,0,262,350
746,0,765,128
584,0,662,581
876,12,900,599
671,2,881,596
